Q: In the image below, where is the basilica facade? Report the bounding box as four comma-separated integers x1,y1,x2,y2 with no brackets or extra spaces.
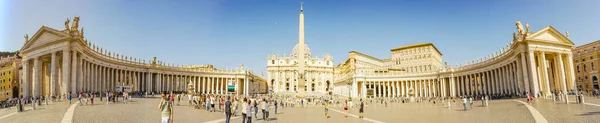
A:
267,3,335,95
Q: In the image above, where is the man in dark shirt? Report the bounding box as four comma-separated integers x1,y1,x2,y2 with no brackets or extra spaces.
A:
225,96,232,123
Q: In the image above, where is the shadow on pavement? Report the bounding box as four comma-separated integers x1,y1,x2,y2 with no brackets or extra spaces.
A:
577,111,600,116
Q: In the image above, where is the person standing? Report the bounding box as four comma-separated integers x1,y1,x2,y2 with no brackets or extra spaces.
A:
274,99,278,114
158,92,174,123
359,99,364,118
246,100,253,123
242,98,248,123
462,97,467,111
90,94,94,105
262,99,269,121
324,99,329,118
225,96,232,123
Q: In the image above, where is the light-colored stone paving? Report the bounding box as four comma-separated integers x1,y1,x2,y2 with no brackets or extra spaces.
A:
0,101,72,123
3,97,600,123
530,96,600,123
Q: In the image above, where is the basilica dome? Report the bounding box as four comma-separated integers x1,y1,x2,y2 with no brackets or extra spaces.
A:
291,43,311,58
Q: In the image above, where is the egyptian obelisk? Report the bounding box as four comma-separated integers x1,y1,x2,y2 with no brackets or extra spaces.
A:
297,1,307,98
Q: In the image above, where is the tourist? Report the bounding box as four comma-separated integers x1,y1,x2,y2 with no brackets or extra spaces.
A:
242,98,248,123
233,98,239,116
448,100,451,109
90,94,94,105
158,92,173,123
462,97,467,111
225,96,232,123
253,98,258,118
246,101,253,123
78,92,83,106
344,100,349,118
469,97,473,109
262,99,269,121
359,98,364,118
324,99,329,118
211,95,215,112
273,99,278,114
188,93,193,107
176,94,181,106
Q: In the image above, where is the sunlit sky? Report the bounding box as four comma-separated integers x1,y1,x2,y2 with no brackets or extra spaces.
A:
1,0,599,74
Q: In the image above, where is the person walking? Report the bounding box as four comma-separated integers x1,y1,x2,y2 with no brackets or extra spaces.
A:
225,96,232,123
469,97,473,109
253,99,258,118
344,100,349,118
158,92,173,123
68,93,72,104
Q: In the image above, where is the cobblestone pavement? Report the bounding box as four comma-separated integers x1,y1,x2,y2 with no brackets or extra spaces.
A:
0,101,72,123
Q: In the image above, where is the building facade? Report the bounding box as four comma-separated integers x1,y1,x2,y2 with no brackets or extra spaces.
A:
18,17,267,98
0,55,21,101
573,40,600,92
267,3,335,95
334,22,576,99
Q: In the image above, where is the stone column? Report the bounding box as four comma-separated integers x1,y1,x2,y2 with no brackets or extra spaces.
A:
520,53,531,93
556,53,568,103
62,50,71,95
566,53,576,91
527,51,540,97
540,51,550,96
22,59,30,97
32,58,41,97
70,51,78,94
50,52,58,96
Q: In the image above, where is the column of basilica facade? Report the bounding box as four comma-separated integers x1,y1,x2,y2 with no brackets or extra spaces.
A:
18,17,267,98
334,22,576,102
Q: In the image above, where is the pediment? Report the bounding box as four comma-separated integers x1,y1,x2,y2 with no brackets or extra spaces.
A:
20,26,71,52
526,26,574,46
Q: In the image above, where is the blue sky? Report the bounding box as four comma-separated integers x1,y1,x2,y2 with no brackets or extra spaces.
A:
1,0,599,74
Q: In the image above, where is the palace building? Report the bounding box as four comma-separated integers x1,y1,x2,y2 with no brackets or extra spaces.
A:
573,40,600,92
267,3,335,95
333,22,576,99
18,17,267,98
0,55,21,101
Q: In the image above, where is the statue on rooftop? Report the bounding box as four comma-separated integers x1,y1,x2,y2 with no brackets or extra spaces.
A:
566,30,570,38
525,23,530,33
64,18,70,31
71,17,80,32
24,33,29,42
515,21,524,35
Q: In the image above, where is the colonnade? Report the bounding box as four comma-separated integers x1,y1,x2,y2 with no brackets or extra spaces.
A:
342,79,449,98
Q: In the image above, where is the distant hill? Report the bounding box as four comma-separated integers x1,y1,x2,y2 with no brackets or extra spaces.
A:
0,51,19,58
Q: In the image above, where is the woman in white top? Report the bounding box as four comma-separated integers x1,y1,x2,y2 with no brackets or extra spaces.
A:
241,98,248,123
